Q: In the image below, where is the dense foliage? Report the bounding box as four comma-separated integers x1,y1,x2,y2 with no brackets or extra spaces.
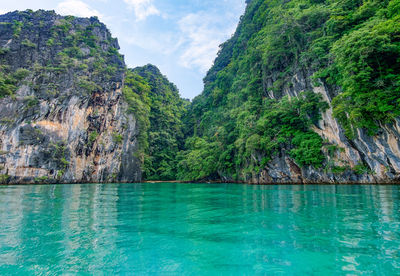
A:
177,91,328,181
124,66,188,180
329,1,400,137
3,3,399,182
177,0,400,181
123,70,151,165
133,65,188,180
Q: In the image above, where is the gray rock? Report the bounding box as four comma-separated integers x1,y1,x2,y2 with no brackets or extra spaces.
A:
0,10,141,184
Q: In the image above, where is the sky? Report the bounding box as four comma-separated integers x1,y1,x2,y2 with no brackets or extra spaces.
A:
0,0,246,99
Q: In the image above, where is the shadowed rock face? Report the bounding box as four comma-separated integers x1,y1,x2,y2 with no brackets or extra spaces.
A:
0,10,141,184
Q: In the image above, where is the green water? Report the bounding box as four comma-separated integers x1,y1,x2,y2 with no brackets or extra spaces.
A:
0,183,399,275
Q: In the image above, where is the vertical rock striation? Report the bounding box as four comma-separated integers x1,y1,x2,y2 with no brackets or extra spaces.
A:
181,0,400,184
253,70,400,184
0,10,141,183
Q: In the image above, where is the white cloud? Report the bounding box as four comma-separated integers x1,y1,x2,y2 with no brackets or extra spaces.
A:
123,0,160,21
178,11,237,73
56,0,102,18
124,0,160,21
0,9,8,15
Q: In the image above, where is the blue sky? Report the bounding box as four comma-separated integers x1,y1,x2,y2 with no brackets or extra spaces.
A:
0,0,246,99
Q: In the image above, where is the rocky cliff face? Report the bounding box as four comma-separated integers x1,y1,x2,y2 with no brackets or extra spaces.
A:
253,69,400,184
2,5,399,185
183,0,400,184
0,10,141,184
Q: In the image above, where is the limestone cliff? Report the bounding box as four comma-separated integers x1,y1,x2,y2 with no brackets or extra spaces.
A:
2,4,400,185
181,0,400,184
0,10,141,184
253,69,400,184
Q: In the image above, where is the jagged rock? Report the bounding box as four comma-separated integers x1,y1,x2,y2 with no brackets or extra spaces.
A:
0,10,141,184
248,70,400,184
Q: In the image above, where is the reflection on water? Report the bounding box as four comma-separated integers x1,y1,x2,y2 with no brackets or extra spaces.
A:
0,184,399,274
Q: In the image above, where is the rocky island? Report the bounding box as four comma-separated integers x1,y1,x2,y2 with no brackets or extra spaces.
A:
1,0,400,184
0,10,186,184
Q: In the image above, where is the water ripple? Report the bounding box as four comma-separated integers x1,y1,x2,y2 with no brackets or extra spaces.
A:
0,183,399,274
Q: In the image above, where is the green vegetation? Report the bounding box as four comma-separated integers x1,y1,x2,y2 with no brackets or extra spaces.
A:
88,131,99,147
49,142,70,179
14,68,30,80
133,65,188,180
37,14,124,89
0,66,31,98
21,39,36,48
112,132,123,145
353,164,372,175
177,92,328,181
330,4,400,137
0,118,14,125
78,78,100,93
123,67,187,180
0,48,9,55
34,176,49,183
2,5,398,182
12,20,23,38
0,11,123,100
123,70,151,164
46,38,55,47
0,174,9,184
0,67,17,98
24,96,39,107
176,137,220,181
330,166,349,175
175,0,399,181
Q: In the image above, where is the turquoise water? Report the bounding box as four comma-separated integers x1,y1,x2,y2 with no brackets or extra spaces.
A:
0,183,399,275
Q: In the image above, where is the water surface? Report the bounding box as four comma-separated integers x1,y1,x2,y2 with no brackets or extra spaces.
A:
0,183,399,274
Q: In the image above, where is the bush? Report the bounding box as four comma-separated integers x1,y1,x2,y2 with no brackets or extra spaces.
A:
34,176,49,183
0,174,9,184
88,131,99,147
0,69,17,98
12,20,23,38
78,79,100,93
112,132,123,145
21,39,36,48
13,68,30,80
24,96,39,107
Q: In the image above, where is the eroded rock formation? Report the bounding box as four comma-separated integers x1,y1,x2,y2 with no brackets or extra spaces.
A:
0,10,141,183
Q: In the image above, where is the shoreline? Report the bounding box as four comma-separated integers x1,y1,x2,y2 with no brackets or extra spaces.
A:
1,180,400,186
